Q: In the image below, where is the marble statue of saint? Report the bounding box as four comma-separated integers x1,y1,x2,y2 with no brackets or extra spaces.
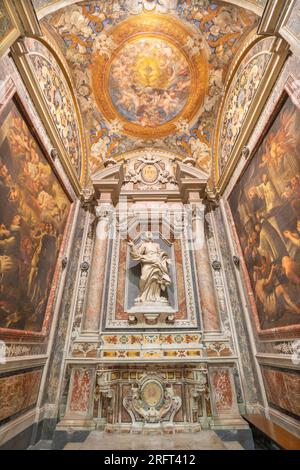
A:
128,232,171,304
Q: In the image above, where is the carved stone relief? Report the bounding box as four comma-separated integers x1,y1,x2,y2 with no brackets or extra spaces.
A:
124,152,177,191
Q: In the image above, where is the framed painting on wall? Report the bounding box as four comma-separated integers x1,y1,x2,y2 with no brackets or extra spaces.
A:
228,75,300,339
0,0,19,57
0,78,72,339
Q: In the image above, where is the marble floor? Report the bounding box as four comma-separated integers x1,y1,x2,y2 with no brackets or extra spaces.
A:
63,431,244,450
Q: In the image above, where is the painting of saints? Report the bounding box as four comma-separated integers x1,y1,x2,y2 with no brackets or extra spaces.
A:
229,96,300,330
0,98,70,332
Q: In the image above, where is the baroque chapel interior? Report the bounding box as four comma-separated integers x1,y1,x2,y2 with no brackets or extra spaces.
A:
0,0,300,451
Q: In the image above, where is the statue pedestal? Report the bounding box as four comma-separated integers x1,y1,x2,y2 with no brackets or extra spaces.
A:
127,302,175,325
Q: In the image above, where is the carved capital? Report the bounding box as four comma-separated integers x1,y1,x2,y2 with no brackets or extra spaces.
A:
94,203,114,221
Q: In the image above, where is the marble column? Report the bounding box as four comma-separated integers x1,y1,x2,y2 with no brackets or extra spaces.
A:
82,200,113,333
192,203,221,331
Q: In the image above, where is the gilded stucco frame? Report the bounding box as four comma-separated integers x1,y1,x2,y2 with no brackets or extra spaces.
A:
0,0,19,57
10,29,88,196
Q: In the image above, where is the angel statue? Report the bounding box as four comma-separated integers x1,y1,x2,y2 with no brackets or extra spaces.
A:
128,232,172,305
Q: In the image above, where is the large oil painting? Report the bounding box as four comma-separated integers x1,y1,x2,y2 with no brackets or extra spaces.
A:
0,97,70,332
109,37,191,128
229,96,300,331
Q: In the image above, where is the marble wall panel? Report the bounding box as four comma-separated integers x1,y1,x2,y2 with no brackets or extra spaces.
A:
69,368,92,413
0,368,42,424
210,368,234,414
261,367,300,421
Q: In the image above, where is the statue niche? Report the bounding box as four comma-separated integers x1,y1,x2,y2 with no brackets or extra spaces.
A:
128,231,171,306
126,232,177,325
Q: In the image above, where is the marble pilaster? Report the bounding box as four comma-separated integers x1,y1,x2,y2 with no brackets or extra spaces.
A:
82,200,113,333
192,203,221,331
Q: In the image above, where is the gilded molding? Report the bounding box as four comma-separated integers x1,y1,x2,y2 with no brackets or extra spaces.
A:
0,0,20,57
213,35,290,194
10,37,83,196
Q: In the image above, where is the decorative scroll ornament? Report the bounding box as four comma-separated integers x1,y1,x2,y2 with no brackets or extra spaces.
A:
123,376,181,425
124,151,177,190
94,203,114,220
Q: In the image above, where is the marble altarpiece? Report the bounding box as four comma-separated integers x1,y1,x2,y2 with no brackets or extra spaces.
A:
56,150,255,434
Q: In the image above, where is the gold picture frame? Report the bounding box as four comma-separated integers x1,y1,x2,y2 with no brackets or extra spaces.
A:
0,0,19,57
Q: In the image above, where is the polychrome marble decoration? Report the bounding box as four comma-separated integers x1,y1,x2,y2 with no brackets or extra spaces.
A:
0,97,70,332
43,1,258,173
26,38,82,178
109,37,191,127
229,96,300,331
261,367,300,420
0,368,42,423
210,369,234,413
218,38,273,174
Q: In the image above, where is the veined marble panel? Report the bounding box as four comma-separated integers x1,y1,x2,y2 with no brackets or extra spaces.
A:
0,368,42,424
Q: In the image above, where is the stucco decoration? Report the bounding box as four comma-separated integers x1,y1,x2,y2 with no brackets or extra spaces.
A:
41,1,258,174
26,37,85,180
217,36,274,175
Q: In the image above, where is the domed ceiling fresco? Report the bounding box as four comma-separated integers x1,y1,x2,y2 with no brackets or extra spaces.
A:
109,37,191,128
33,1,259,175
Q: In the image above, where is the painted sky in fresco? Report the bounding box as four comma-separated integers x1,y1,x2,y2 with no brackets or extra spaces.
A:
109,38,191,127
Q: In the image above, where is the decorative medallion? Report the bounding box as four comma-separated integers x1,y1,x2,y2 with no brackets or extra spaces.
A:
141,163,159,184
92,13,208,139
141,380,163,408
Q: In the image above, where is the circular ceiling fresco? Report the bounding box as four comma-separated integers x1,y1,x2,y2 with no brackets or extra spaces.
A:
108,37,191,128
92,13,208,139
